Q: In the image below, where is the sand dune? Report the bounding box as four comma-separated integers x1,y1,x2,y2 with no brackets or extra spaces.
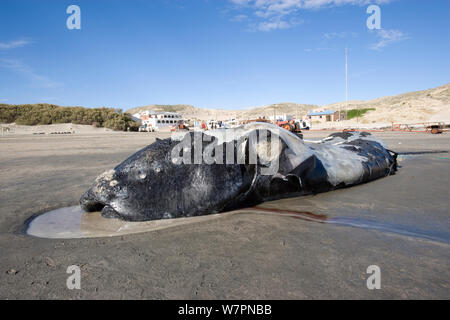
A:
128,83,450,124
0,123,115,135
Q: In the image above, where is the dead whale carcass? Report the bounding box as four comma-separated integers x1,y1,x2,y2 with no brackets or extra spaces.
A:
80,123,397,221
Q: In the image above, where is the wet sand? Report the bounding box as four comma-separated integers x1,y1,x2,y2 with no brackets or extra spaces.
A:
0,131,449,299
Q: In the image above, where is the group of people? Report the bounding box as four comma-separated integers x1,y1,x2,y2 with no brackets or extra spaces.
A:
201,121,224,130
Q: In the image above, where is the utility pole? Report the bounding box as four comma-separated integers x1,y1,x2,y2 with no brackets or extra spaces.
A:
345,47,349,122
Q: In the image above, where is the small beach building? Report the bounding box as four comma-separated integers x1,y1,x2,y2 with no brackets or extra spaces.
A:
307,109,339,123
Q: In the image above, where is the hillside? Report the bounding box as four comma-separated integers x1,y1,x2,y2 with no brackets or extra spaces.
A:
127,104,199,115
240,103,318,120
127,104,237,121
1,84,448,130
126,84,449,124
127,103,319,121
323,83,450,124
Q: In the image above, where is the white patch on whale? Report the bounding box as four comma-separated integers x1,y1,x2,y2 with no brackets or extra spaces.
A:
109,180,118,187
96,169,115,182
171,123,377,187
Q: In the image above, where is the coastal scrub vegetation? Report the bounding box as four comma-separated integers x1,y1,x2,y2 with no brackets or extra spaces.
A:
346,108,376,120
0,103,140,131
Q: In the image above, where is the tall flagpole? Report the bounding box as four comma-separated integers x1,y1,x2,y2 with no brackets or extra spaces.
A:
345,47,348,120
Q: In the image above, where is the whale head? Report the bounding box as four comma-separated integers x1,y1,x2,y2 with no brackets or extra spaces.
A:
80,132,258,221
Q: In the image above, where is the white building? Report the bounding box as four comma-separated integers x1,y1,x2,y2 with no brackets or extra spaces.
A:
135,111,183,131
306,108,339,123
269,114,293,122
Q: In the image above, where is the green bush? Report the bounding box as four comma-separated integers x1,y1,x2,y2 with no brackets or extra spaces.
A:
346,108,376,120
0,103,139,131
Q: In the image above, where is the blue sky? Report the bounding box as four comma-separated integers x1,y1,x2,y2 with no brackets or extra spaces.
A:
0,0,449,110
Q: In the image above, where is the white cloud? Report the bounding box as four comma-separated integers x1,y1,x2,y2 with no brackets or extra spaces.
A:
229,0,393,16
303,47,335,52
258,19,291,31
324,31,358,39
251,16,303,31
0,58,62,88
370,29,409,50
228,0,394,31
230,14,249,22
0,39,31,50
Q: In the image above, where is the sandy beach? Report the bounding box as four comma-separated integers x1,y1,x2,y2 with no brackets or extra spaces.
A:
0,129,449,299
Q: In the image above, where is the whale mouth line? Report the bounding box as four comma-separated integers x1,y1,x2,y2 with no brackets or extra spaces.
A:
101,205,122,219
